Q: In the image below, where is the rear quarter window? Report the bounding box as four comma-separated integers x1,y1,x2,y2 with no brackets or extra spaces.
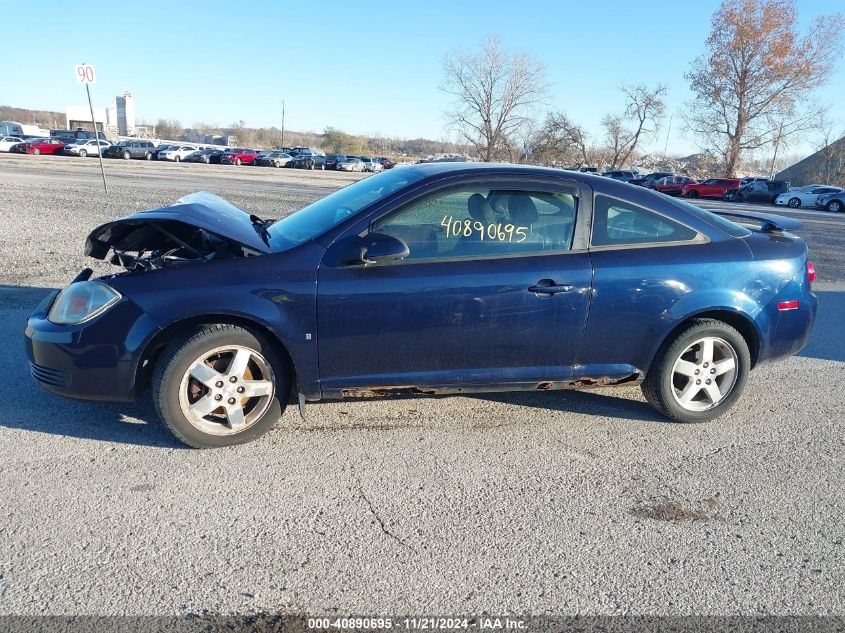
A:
668,197,751,237
592,195,699,247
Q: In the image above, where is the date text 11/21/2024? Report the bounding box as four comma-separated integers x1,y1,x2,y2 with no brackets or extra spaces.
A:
306,617,528,630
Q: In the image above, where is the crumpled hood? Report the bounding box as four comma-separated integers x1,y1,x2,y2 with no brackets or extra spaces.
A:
85,191,271,258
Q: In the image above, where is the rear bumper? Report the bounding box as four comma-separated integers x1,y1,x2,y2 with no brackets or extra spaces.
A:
758,291,818,365
24,292,160,403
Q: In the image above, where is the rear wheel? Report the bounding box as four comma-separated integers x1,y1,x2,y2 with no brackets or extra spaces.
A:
153,324,290,448
827,200,842,213
145,152,152,160
787,197,801,208
641,319,750,423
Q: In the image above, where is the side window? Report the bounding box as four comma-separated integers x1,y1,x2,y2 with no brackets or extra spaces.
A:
592,195,698,247
371,187,578,261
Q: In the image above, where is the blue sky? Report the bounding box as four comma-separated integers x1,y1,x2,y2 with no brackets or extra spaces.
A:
2,0,842,155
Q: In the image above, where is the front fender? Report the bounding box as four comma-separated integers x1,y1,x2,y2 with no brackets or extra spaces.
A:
106,245,322,398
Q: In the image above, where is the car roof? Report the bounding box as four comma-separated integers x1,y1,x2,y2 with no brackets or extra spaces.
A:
396,161,615,187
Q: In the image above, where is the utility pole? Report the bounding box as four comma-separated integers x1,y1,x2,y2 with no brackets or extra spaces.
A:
769,121,785,180
281,99,285,148
663,113,673,158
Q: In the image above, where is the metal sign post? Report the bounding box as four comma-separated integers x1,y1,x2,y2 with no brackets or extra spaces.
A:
75,63,108,194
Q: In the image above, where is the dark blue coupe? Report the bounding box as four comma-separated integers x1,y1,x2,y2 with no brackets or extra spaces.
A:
26,164,817,447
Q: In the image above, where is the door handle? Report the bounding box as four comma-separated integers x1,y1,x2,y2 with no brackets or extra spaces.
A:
528,279,574,296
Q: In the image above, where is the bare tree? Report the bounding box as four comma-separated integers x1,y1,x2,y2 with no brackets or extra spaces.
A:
683,0,843,177
602,84,668,169
531,112,589,166
154,119,183,141
441,36,548,162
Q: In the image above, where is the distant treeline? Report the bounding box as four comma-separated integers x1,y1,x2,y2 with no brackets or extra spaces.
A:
0,105,64,128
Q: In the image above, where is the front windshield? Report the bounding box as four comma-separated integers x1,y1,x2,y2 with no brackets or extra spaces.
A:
266,167,425,251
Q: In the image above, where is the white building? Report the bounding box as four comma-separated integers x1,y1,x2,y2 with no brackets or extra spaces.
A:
115,91,136,136
66,105,108,132
66,90,137,136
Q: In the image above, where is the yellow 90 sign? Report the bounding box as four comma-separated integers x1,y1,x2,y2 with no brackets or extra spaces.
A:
441,215,528,242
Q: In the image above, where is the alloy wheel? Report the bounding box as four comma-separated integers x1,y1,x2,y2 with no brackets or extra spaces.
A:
788,198,800,208
177,345,275,436
670,337,738,412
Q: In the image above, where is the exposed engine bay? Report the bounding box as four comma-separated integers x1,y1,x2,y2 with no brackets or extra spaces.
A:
86,220,263,272
83,192,273,272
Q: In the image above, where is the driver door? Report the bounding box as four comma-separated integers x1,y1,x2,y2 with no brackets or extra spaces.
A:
316,180,593,396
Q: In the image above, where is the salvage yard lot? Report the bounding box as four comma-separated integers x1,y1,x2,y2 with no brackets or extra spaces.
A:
0,154,843,616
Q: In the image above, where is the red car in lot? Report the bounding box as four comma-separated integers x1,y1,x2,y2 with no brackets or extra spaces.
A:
649,175,697,196
220,148,259,166
681,177,741,199
20,138,66,155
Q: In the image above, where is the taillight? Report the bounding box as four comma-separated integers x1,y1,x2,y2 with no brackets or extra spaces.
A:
807,260,816,283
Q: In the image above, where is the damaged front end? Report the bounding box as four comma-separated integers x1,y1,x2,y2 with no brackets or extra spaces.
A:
85,191,273,272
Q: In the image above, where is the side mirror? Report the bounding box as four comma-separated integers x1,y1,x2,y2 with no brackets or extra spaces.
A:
362,232,409,264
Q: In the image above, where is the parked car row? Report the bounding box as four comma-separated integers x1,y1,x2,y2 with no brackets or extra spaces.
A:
774,184,844,211
621,171,843,211
1,136,398,174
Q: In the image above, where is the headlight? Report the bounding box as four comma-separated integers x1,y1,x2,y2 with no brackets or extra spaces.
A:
48,281,121,325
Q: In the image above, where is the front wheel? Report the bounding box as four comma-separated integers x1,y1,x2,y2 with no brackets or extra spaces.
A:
787,197,801,208
686,190,698,199
79,149,87,158
123,151,131,160
174,155,181,162
33,148,41,155
827,200,842,213
153,324,290,448
641,319,750,423
235,158,242,166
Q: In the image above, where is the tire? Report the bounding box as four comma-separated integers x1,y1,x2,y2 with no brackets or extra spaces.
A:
641,318,750,424
203,156,209,164
145,152,152,160
33,148,41,155
79,149,87,158
235,158,241,166
827,200,842,213
175,155,181,162
787,197,801,208
152,324,291,448
320,164,325,170
123,151,131,160
686,190,698,199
